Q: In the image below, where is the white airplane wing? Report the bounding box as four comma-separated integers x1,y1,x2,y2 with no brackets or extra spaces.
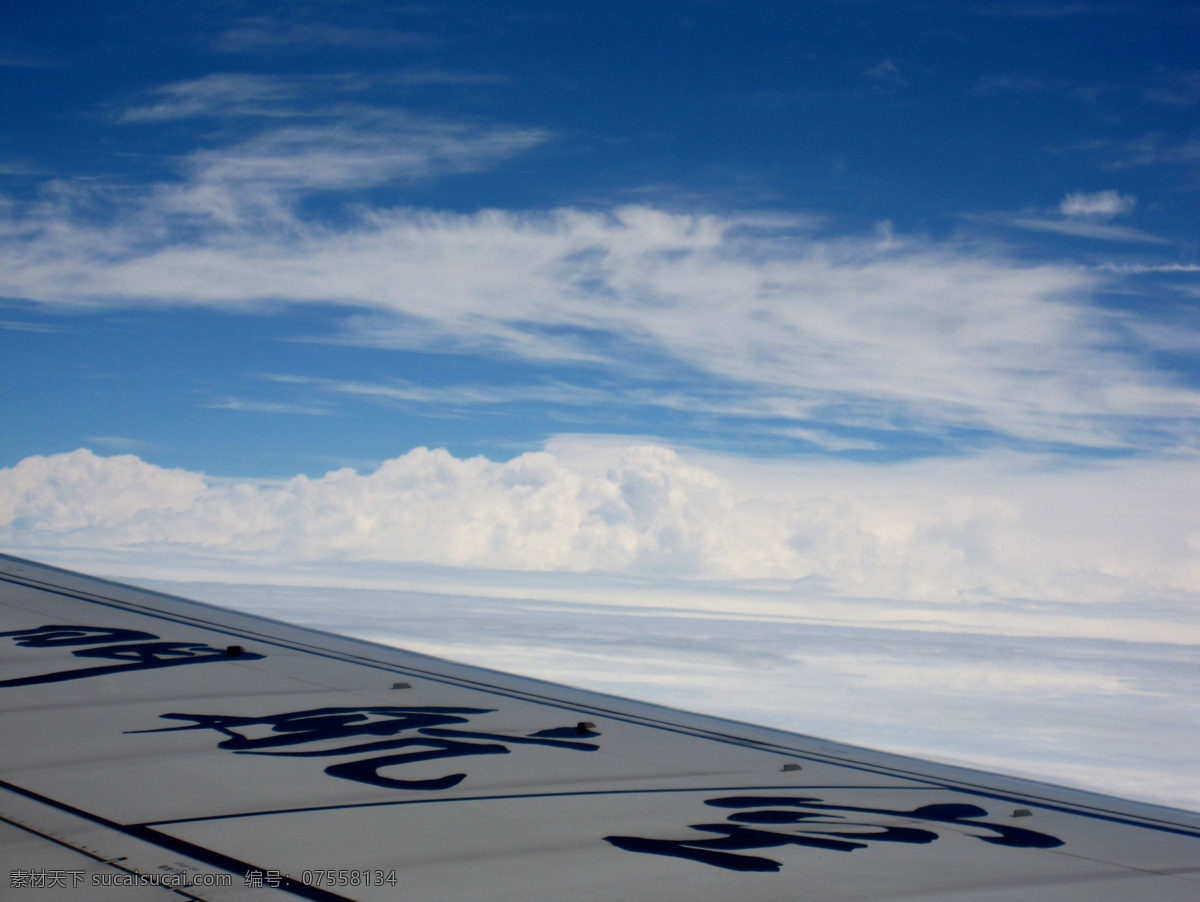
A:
2,552,1198,900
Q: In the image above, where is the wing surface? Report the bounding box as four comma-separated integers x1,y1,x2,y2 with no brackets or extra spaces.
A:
2,552,1199,901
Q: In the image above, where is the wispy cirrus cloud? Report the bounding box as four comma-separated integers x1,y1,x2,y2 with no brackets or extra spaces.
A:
1073,134,1200,169
120,71,510,124
202,397,332,415
264,375,889,448
0,318,59,333
773,426,880,452
3,80,1199,453
1001,216,1162,242
214,19,427,53
104,77,550,244
266,374,616,409
178,118,548,198
1142,69,1200,107
2,192,1198,450
979,190,1164,243
1097,262,1200,274
117,74,549,205
120,73,302,122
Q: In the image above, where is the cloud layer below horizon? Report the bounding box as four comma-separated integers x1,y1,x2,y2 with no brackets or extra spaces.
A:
129,576,1200,813
3,441,1198,622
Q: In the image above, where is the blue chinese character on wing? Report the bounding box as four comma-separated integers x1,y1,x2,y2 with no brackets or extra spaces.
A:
0,625,158,646
0,624,264,687
132,705,602,791
605,795,1063,872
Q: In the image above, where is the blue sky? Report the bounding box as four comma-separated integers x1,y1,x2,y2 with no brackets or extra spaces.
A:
2,0,1198,475
3,2,1200,807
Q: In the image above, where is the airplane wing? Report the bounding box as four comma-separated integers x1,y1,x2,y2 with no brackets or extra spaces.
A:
2,551,1198,901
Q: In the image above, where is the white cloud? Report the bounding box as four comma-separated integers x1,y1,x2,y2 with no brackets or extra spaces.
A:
1002,189,1145,242
120,71,511,122
2,95,1196,451
267,374,614,408
1142,70,1200,107
3,194,1198,448
0,449,205,532
115,75,549,212
772,426,879,451
201,398,331,415
3,443,1198,610
986,191,1152,244
11,441,1196,816
0,445,755,576
1097,262,1200,273
0,319,58,332
1004,215,1162,242
8,442,1196,811
1082,134,1200,169
120,74,301,122
1060,189,1136,218
180,119,547,196
214,19,425,52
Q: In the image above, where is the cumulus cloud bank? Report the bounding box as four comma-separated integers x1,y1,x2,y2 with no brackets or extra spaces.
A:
3,443,1198,611
0,445,772,576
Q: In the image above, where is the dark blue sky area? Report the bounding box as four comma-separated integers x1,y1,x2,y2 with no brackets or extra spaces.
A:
4,2,1196,226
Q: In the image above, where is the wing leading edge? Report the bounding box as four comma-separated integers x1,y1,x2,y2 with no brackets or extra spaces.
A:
2,552,1198,901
